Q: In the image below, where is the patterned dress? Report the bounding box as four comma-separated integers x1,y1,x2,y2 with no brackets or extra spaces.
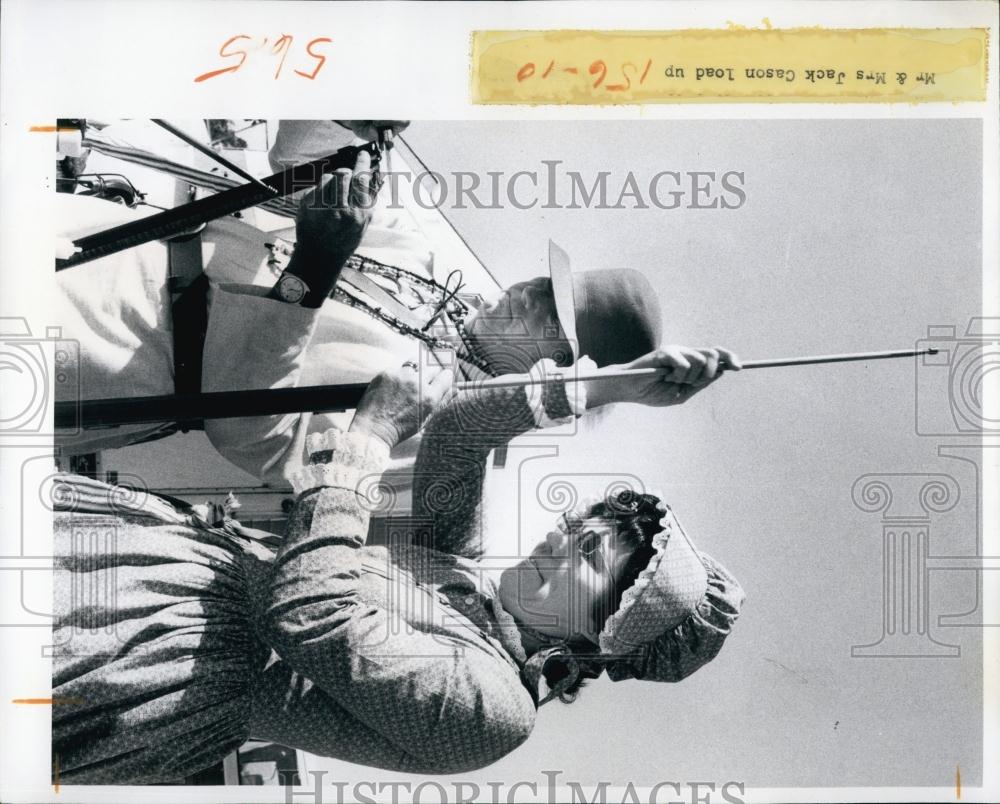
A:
51,383,743,783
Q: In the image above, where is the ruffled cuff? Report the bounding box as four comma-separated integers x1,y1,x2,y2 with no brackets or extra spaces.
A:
524,355,596,428
606,553,745,683
289,427,392,495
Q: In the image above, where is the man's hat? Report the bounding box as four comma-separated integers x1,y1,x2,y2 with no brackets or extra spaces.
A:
548,240,663,367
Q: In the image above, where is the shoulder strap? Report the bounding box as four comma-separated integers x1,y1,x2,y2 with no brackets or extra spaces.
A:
168,179,208,430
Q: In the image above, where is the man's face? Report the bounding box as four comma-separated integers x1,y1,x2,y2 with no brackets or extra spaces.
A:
465,277,568,362
498,513,640,643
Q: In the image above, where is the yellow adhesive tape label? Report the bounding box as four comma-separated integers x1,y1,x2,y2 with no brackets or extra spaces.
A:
471,29,988,104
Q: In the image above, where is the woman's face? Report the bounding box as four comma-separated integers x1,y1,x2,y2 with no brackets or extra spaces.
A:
498,513,640,643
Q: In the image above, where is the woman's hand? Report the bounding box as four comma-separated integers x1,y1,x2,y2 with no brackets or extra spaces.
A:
587,346,741,408
349,361,455,450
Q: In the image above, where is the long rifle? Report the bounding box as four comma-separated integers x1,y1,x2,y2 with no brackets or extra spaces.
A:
54,348,937,430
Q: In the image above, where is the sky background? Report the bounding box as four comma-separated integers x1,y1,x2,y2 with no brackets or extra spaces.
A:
107,119,984,788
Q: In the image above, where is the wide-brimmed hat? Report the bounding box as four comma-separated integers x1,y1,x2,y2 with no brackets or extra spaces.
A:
548,240,663,367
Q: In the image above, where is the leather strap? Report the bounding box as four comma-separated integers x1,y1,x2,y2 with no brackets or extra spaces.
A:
168,179,208,430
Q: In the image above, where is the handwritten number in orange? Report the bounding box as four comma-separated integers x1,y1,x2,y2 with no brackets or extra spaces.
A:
606,62,634,92
589,60,607,88
295,37,332,80
513,55,652,91
272,34,293,79
194,34,251,83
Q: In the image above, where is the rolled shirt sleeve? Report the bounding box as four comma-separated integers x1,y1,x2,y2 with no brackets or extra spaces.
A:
413,361,589,558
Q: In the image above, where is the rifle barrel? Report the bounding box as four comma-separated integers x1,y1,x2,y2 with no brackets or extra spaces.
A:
454,347,939,390
54,348,937,429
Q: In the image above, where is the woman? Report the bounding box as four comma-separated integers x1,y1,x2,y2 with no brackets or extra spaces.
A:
51,347,743,783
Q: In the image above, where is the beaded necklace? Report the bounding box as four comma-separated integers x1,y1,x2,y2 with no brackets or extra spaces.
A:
266,243,498,376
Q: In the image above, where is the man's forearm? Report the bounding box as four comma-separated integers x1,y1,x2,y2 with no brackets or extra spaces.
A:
268,246,350,308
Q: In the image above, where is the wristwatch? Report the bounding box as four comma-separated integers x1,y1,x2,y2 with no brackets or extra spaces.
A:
275,272,310,305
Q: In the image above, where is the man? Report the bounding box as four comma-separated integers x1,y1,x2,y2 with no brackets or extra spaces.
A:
55,120,417,456
56,121,724,510
200,189,675,508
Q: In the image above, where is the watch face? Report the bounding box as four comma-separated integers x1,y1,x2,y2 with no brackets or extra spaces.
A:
278,273,307,304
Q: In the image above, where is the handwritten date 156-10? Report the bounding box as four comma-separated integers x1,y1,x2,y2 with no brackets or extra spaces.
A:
195,35,332,83
518,59,654,91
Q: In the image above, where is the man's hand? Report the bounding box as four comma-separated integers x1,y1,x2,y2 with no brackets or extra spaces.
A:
349,362,455,450
335,120,410,141
586,346,742,408
279,150,374,307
